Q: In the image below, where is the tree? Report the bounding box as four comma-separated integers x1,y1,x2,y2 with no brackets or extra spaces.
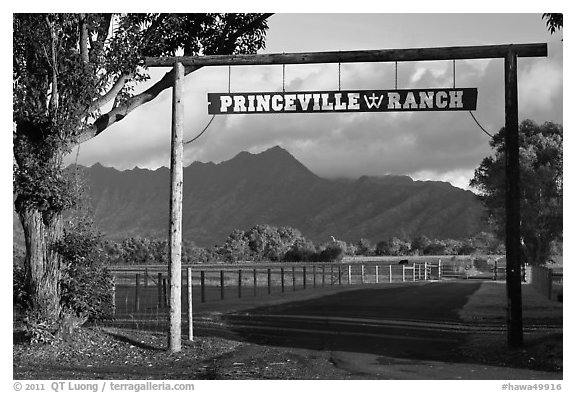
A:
411,235,431,256
13,13,272,322
375,237,411,256
542,13,563,35
355,238,374,256
470,120,562,265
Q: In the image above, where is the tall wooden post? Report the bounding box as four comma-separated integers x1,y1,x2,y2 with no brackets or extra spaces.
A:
504,49,523,347
168,61,184,353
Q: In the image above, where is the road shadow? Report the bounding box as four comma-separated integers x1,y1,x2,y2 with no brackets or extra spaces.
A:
202,283,483,363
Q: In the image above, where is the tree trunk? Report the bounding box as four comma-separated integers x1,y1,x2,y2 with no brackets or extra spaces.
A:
18,205,63,319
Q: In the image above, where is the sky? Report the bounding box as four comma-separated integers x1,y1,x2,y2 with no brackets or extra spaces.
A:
60,13,563,190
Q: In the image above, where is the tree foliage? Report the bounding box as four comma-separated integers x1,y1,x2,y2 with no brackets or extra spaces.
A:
542,13,563,35
470,120,563,265
13,13,273,321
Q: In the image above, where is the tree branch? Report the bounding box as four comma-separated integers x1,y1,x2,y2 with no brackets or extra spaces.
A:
79,13,273,144
88,72,133,113
95,13,113,49
79,14,89,64
78,65,201,143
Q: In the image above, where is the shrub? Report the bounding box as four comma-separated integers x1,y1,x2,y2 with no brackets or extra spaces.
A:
318,242,346,262
13,261,29,313
13,217,115,343
55,219,114,322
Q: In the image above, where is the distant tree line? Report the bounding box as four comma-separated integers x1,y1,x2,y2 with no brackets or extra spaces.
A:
68,225,512,266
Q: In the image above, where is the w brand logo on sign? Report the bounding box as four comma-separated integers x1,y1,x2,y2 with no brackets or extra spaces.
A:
363,93,384,109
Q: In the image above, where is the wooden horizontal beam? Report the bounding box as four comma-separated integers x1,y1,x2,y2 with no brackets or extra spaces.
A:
145,43,547,67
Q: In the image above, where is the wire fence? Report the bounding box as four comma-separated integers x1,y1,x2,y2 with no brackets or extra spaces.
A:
104,261,448,332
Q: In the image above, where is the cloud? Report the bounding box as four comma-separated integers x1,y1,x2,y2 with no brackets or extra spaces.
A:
67,14,563,191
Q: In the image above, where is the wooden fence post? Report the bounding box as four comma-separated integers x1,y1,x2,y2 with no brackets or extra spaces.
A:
281,267,285,293
144,268,148,287
292,266,296,291
402,265,406,282
253,268,258,297
438,259,443,280
425,262,428,280
187,267,193,341
313,265,316,288
157,272,163,307
361,265,365,284
238,269,242,298
413,264,416,282
220,270,225,300
135,273,140,312
493,260,498,281
200,271,205,303
162,278,168,307
111,277,116,313
389,265,393,283
348,265,352,285
303,266,307,289
267,268,272,294
331,264,335,285
375,265,379,284
322,265,326,286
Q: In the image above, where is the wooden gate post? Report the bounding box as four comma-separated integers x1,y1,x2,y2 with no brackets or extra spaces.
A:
167,61,184,353
504,48,523,347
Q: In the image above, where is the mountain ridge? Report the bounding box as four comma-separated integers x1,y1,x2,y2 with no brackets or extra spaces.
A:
68,145,486,247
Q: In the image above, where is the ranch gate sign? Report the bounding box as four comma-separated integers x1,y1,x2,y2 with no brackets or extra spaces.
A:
145,43,547,353
207,88,478,114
